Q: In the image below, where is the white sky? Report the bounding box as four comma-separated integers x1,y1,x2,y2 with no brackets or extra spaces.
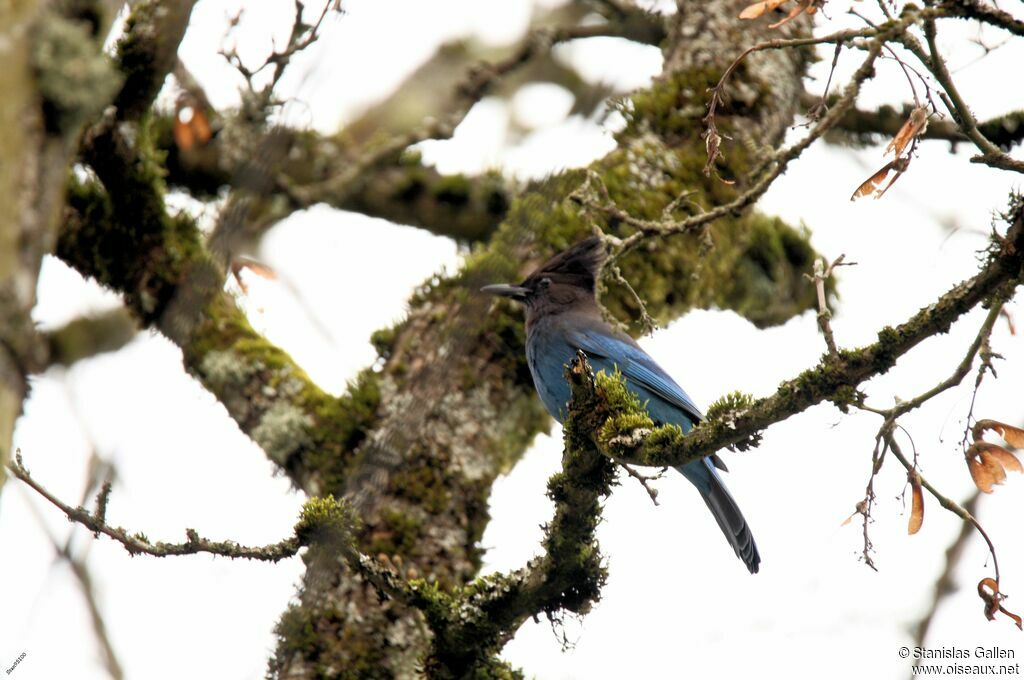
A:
3,1,1024,679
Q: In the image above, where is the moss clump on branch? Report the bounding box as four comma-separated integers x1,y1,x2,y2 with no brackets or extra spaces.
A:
294,495,354,547
60,174,206,322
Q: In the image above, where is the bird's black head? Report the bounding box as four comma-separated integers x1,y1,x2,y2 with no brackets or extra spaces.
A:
481,237,606,309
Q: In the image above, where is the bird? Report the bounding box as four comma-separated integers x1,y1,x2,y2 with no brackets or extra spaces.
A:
482,236,760,573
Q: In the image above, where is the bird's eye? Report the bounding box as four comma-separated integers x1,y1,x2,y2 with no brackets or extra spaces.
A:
538,277,552,289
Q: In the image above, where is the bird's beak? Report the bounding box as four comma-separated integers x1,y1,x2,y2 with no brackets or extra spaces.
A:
481,283,530,301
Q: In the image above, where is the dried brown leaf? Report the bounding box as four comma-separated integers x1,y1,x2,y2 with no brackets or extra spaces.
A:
851,163,892,201
908,475,924,535
884,106,929,158
996,423,1024,449
173,108,213,152
975,419,1024,449
979,577,1000,619
1004,608,1024,630
980,450,1008,486
190,109,213,146
850,157,910,201
967,451,995,493
738,0,788,20
173,117,194,151
768,1,808,29
976,442,1023,474
978,578,1024,630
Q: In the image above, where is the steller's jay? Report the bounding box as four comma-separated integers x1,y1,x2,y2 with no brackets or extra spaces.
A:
483,237,760,573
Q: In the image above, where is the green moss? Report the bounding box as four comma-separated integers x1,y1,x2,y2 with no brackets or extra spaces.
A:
641,424,688,465
298,368,381,494
594,368,642,411
704,390,756,421
369,325,398,359
273,603,320,663
829,384,862,413
434,174,473,206
407,578,456,623
872,325,902,372
294,495,354,547
112,1,179,120
62,115,207,324
364,508,423,558
389,461,451,514
626,67,723,140
271,603,394,680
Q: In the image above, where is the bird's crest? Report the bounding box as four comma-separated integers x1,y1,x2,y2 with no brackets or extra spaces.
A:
527,236,606,292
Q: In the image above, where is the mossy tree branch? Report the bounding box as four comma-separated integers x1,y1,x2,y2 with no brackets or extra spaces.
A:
401,354,617,677
42,308,138,368
941,0,1024,38
154,2,662,246
56,2,376,494
8,449,423,604
154,114,513,244
58,175,380,493
8,450,303,560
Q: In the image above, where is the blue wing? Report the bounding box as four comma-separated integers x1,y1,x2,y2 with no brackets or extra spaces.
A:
566,325,704,425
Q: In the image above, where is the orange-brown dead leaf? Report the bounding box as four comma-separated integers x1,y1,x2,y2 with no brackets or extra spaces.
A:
884,106,929,158
908,475,924,535
172,107,213,152
980,450,1008,486
769,1,810,29
978,578,1024,630
173,117,194,151
850,157,910,201
967,452,996,493
191,109,212,145
977,442,1023,474
738,0,788,20
975,419,1024,449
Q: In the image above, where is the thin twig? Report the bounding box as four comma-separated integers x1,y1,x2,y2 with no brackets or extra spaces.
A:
804,254,854,357
885,432,1000,583
619,463,664,506
8,452,302,561
914,491,982,648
